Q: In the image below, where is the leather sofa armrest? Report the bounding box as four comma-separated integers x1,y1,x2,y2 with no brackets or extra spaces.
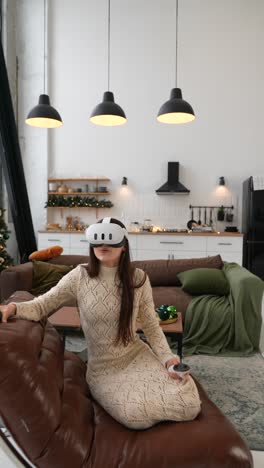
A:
5,290,35,304
0,263,33,302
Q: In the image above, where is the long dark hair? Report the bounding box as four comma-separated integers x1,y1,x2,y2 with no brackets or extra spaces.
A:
86,218,146,346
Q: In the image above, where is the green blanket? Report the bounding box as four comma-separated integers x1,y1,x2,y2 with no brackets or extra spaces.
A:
183,263,264,356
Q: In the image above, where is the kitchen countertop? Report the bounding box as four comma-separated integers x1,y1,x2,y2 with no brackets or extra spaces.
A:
38,230,243,237
128,231,243,236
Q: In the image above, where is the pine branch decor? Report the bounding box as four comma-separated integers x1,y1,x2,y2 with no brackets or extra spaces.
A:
0,208,14,272
45,195,113,208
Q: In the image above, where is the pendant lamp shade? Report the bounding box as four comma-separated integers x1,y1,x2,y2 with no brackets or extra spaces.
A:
157,88,195,124
157,0,195,125
90,91,126,126
25,94,63,128
90,0,127,127
25,0,63,129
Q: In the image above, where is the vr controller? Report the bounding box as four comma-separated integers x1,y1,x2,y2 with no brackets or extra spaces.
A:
86,217,128,248
168,362,190,379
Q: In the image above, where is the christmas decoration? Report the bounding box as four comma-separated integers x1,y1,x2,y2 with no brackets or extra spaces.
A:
0,209,13,272
45,195,113,209
156,304,178,323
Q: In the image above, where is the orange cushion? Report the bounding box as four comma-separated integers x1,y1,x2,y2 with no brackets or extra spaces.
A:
28,245,63,261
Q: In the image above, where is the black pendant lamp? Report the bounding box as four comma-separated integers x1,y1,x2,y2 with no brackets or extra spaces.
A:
25,0,63,128
90,0,127,126
157,0,195,124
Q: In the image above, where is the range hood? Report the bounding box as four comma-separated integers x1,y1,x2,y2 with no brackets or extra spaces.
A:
156,162,190,195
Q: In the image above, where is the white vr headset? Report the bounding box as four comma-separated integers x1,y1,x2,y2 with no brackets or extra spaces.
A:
85,217,128,248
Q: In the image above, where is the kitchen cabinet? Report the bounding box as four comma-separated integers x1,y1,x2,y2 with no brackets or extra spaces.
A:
38,232,243,264
38,232,71,254
206,236,243,264
132,234,243,264
38,232,89,255
135,235,207,261
69,233,90,255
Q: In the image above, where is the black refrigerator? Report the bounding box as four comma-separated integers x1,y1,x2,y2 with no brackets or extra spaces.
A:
242,177,264,279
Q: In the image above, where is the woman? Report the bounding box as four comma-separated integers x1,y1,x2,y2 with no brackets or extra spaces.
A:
0,217,201,430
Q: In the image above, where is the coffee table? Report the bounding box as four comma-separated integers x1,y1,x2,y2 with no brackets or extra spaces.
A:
49,307,183,359
48,306,81,347
136,313,183,359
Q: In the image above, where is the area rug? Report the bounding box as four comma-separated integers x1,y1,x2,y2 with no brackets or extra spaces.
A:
64,336,264,450
179,353,264,451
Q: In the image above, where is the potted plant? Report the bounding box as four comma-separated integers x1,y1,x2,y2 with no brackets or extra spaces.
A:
217,205,225,221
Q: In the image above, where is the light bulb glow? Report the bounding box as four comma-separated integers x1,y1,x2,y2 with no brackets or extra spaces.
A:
25,117,63,128
157,112,195,124
90,114,127,126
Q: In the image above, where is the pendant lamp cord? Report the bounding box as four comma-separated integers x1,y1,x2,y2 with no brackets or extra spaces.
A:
107,0,111,91
44,0,46,94
175,0,178,88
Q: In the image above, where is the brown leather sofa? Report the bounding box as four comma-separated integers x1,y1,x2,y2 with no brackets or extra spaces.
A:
0,255,253,467
0,254,224,321
0,317,253,468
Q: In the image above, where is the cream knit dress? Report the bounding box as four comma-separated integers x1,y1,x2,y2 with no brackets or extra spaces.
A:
15,264,201,430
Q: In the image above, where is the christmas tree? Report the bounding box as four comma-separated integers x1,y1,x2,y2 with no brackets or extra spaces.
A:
0,208,13,271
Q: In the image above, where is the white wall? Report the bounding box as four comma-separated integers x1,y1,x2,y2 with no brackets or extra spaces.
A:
16,0,48,235
15,0,264,233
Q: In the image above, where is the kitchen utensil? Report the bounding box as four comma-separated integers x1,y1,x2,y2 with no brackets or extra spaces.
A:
209,208,213,226
226,208,234,222
130,222,140,232
187,206,197,230
143,219,153,232
198,207,202,225
58,183,68,193
48,182,58,192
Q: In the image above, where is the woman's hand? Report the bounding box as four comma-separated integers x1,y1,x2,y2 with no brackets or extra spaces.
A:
165,356,180,370
165,356,189,382
0,303,17,323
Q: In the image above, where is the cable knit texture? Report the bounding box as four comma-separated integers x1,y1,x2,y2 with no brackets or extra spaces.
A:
15,264,201,429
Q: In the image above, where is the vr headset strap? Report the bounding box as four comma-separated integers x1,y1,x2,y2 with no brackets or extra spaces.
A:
102,217,111,224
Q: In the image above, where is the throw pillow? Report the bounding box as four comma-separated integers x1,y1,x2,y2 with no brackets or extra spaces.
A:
29,245,63,261
177,268,230,296
31,260,73,295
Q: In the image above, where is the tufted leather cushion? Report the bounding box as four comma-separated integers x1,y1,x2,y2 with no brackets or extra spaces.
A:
133,255,223,287
49,255,89,266
0,319,93,466
0,319,253,468
0,255,221,302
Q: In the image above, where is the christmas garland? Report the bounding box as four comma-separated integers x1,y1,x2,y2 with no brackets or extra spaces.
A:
0,208,14,271
45,195,113,208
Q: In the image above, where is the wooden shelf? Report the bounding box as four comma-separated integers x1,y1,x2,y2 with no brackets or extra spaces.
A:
47,177,112,219
48,191,110,195
46,206,110,209
48,177,110,182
